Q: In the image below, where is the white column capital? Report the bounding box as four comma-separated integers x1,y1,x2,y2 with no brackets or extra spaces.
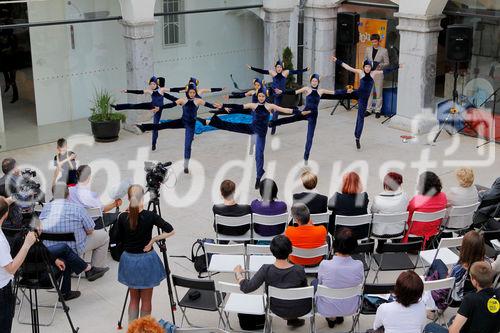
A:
119,0,156,24
263,0,297,12
121,20,156,39
305,0,342,10
395,12,445,33
397,0,448,17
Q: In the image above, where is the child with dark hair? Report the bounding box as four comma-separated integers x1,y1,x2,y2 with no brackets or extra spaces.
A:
52,138,77,186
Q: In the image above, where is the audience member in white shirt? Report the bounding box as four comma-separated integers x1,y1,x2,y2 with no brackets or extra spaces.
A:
0,197,37,333
447,167,479,207
373,271,426,333
371,172,409,237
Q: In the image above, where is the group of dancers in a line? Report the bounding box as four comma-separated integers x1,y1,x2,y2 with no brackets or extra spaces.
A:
112,56,399,189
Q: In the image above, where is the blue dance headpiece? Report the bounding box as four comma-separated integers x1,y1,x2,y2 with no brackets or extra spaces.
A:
275,60,283,67
256,86,268,97
149,76,159,85
253,78,263,87
185,83,198,98
309,73,320,83
189,77,199,87
363,60,373,68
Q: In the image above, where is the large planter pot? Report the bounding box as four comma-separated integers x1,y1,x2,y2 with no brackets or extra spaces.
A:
89,118,121,143
280,94,301,108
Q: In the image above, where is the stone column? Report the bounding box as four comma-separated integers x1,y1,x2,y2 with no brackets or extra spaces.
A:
119,0,156,133
262,0,296,70
389,13,444,134
303,0,341,88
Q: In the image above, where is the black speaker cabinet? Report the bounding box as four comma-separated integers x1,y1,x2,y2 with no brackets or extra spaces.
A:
337,12,360,45
446,25,473,62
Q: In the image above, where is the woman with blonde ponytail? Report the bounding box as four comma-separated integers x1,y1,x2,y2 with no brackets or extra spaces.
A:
116,185,175,324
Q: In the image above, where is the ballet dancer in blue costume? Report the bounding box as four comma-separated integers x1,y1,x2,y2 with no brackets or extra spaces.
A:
331,56,400,149
167,77,224,98
112,76,177,151
201,87,310,189
268,73,354,164
247,61,309,135
226,78,264,103
136,83,216,174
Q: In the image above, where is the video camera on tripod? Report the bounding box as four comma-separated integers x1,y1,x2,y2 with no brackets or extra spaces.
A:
144,161,172,193
14,168,43,215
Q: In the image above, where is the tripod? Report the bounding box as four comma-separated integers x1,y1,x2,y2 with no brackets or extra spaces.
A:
116,187,177,330
476,88,499,148
16,240,79,333
330,85,358,115
433,62,478,143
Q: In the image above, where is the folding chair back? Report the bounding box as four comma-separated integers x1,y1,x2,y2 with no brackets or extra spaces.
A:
437,236,463,249
214,214,252,242
371,212,408,239
352,241,375,274
268,286,314,301
292,244,329,259
246,245,274,273
421,237,462,271
378,240,423,254
373,240,423,282
311,212,329,227
444,202,480,231
172,275,216,291
335,214,372,241
204,243,246,255
316,283,363,300
204,243,246,275
252,213,288,241
423,277,455,292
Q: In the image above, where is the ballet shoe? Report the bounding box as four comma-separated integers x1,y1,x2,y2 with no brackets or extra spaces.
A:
270,127,276,135
254,179,260,190
355,139,361,150
364,111,372,118
151,144,156,151
136,124,146,133
110,104,117,109
375,113,381,119
184,168,189,174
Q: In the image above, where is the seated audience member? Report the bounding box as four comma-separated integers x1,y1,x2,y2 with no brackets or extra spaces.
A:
447,167,479,207
285,203,327,266
68,165,122,228
404,171,447,247
52,138,78,186
373,271,426,333
315,227,364,328
251,178,287,237
371,172,409,238
293,171,328,214
448,230,490,304
0,197,37,333
473,176,500,230
40,183,109,281
328,171,369,236
423,261,500,333
212,179,251,237
127,316,165,333
234,235,310,328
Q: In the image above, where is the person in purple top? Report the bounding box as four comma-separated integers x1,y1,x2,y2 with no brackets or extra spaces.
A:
315,227,364,328
251,179,287,237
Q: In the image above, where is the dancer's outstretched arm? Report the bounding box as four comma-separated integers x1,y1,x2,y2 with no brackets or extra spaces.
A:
283,67,309,77
121,89,148,95
195,98,217,109
331,56,363,76
247,64,276,77
267,103,306,116
284,86,308,95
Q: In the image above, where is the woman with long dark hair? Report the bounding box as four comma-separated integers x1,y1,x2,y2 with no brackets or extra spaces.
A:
117,185,175,323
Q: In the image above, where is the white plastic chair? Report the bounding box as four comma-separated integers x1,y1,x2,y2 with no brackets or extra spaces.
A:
407,209,447,239
316,283,364,332
423,277,456,326
335,214,372,241
252,213,288,241
310,212,329,226
267,286,315,333
370,212,409,240
421,237,462,271
204,243,246,277
246,244,275,273
214,214,252,243
216,281,265,331
443,202,480,233
291,245,329,274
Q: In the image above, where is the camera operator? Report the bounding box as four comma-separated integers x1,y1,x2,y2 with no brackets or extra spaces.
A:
0,158,24,228
40,183,109,281
68,165,123,229
0,196,37,333
116,184,174,323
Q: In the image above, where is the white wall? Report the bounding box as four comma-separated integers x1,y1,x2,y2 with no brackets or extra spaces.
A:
27,0,265,126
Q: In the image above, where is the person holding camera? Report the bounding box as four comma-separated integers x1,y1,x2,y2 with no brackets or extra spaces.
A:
116,184,174,323
68,165,123,228
0,158,19,197
0,196,37,333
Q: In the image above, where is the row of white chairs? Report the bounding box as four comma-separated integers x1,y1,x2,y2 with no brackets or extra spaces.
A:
214,202,480,243
173,274,456,333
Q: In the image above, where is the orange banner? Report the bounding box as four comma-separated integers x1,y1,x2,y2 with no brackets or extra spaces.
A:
354,18,388,88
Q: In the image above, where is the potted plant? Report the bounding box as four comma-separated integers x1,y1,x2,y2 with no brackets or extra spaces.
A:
89,89,126,142
280,47,302,108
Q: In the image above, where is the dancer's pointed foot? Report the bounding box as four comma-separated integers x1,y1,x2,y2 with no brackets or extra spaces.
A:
184,168,189,174
268,121,275,128
197,117,209,126
136,124,146,133
254,179,260,190
270,127,276,135
355,139,361,150
110,103,117,109
151,144,156,151
375,113,381,119
364,111,372,118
